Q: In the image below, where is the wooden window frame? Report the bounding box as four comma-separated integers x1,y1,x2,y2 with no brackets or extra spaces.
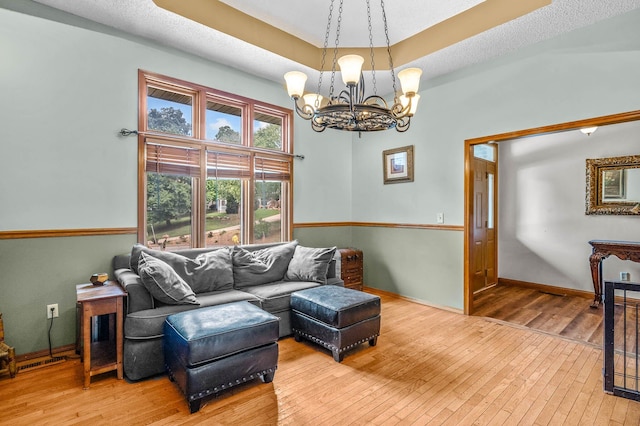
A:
137,70,294,248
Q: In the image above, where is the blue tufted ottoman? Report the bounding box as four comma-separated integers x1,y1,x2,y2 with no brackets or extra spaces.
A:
291,286,380,362
164,302,279,413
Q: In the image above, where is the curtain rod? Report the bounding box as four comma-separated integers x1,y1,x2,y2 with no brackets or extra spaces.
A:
117,128,304,159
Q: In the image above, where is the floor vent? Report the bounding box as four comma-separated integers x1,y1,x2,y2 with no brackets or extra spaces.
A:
18,356,66,372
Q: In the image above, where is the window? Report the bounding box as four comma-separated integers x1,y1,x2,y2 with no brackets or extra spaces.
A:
138,71,293,250
473,144,496,162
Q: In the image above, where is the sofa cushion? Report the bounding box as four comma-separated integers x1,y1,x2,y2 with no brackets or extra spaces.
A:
232,240,298,288
130,244,233,293
138,252,199,305
124,289,260,339
285,245,337,284
241,281,321,313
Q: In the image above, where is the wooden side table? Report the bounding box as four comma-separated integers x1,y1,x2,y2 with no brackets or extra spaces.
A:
588,240,640,308
76,281,126,389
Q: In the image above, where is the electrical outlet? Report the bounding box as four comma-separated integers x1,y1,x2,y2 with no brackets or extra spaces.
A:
436,213,444,224
620,272,631,281
47,303,59,319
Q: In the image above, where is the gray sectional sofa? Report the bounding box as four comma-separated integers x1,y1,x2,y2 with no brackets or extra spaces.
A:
112,240,340,381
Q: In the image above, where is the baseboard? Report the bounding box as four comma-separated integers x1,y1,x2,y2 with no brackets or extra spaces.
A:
497,278,593,299
16,343,77,364
364,286,464,314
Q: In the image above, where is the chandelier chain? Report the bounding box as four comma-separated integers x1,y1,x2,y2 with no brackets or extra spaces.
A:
329,0,345,99
380,0,398,97
317,0,335,98
367,0,377,95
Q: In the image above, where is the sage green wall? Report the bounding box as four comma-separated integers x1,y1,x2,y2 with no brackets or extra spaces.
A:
0,2,351,356
346,9,640,309
353,227,464,310
0,235,137,355
3,2,640,355
292,227,353,249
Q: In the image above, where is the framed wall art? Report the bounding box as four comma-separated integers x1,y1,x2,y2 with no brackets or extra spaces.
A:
383,145,414,184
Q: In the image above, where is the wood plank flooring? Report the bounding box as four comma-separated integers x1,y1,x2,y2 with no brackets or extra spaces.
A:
1,290,639,425
473,284,604,347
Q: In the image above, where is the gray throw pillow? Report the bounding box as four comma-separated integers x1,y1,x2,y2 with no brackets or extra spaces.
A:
138,252,199,305
285,245,337,284
130,244,195,280
193,248,234,293
232,241,298,288
130,244,234,293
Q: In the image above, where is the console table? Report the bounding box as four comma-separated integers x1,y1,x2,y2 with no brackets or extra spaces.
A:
589,240,640,308
76,281,126,389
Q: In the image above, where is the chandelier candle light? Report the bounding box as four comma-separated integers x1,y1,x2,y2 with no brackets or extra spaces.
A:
284,0,422,134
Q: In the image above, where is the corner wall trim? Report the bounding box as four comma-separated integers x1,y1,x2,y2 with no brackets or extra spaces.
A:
294,221,463,231
0,227,138,240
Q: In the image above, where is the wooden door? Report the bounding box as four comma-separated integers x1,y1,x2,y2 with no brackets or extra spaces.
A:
471,157,497,293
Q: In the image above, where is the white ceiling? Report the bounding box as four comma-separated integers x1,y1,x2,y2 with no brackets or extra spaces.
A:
219,0,487,47
32,0,640,95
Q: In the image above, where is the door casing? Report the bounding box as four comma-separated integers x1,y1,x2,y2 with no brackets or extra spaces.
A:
462,110,640,315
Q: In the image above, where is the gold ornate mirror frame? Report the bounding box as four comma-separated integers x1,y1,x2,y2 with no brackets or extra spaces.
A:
586,154,640,215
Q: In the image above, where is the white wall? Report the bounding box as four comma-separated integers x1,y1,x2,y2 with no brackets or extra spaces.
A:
499,121,640,291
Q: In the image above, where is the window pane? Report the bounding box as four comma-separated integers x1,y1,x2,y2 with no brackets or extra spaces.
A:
207,100,242,144
488,173,494,229
205,178,243,247
254,181,282,243
473,144,495,162
147,87,193,136
146,173,193,251
254,113,282,151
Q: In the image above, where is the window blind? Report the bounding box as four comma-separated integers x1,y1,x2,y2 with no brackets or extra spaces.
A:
146,142,201,177
255,157,291,181
207,150,251,179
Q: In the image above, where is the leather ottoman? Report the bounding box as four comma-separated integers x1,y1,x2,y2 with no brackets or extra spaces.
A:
291,286,380,362
164,302,279,413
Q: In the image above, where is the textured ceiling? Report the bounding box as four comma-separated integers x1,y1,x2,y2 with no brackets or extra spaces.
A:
32,0,640,96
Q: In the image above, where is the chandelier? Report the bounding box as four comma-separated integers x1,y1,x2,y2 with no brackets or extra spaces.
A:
284,0,422,134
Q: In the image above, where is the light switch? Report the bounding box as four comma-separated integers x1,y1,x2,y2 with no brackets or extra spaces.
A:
437,213,444,224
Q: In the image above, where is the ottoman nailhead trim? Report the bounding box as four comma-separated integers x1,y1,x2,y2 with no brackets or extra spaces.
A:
293,329,379,354
167,366,277,402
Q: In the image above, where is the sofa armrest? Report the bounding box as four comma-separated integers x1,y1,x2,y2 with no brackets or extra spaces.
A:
326,258,337,279
114,268,154,314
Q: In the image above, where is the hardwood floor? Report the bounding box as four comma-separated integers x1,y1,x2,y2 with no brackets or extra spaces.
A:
1,290,639,425
473,284,604,347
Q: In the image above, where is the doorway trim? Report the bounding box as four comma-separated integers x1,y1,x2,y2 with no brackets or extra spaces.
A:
463,109,640,315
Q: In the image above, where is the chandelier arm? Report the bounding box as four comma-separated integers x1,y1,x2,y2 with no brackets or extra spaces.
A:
292,98,314,120
337,89,351,104
311,117,327,132
362,95,389,109
390,97,411,118
357,74,366,104
395,117,411,132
